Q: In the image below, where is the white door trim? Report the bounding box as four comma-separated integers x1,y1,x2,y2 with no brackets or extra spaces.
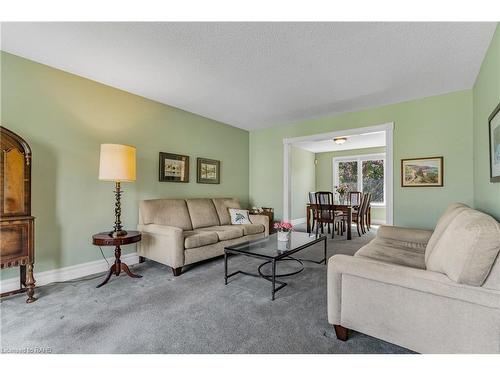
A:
283,122,394,225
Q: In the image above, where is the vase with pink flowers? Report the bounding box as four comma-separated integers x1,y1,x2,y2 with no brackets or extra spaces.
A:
335,184,350,204
274,221,293,242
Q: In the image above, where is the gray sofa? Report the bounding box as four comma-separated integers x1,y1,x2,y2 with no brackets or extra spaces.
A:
328,203,500,353
137,198,269,275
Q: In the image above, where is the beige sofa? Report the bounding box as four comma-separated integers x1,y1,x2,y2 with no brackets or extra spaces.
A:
328,203,500,353
137,198,269,275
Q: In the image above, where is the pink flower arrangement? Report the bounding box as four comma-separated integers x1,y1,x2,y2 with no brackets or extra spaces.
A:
274,221,293,231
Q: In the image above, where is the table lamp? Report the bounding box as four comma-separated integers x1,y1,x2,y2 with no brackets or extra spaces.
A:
98,144,136,238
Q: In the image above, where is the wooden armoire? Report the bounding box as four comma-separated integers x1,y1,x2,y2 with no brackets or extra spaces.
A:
0,126,36,303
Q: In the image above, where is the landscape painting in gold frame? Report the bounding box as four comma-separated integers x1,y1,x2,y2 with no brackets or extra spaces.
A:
401,156,443,187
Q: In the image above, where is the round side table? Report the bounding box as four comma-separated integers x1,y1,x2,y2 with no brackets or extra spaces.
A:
92,230,142,288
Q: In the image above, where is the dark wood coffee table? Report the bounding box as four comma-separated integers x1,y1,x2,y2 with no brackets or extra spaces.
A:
92,230,142,288
224,232,327,300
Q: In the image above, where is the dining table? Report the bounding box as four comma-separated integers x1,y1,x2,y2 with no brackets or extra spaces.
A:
306,203,353,240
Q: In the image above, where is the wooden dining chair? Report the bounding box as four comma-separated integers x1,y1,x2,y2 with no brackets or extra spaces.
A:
314,191,336,239
349,191,362,207
308,191,317,232
359,193,372,234
352,195,365,237
364,193,372,231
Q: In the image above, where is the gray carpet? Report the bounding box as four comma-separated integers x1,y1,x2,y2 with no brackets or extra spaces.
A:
1,226,413,354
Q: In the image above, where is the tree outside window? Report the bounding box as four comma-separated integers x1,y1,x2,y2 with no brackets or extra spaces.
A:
335,155,385,205
338,161,358,193
362,160,384,203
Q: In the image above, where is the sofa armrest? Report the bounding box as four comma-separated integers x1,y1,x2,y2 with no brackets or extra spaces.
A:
377,225,433,245
249,214,269,236
137,224,185,268
328,254,500,324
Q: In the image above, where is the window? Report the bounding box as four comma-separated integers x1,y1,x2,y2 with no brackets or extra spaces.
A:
334,154,385,205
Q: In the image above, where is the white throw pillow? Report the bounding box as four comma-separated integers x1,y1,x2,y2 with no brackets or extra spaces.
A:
229,209,252,225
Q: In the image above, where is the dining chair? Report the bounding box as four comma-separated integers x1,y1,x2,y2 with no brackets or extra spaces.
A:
360,193,372,234
308,191,317,232
349,191,362,207
364,193,372,231
352,193,369,236
314,191,338,239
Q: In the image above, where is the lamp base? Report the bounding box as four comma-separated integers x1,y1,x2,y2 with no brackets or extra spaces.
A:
109,230,128,238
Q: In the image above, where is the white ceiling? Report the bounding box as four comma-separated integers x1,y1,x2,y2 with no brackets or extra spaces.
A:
1,22,496,130
295,131,386,153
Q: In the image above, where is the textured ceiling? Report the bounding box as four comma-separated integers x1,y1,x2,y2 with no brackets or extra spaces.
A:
1,22,496,130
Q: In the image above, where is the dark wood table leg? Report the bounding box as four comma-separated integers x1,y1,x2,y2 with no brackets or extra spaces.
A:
114,245,121,276
324,237,327,264
347,207,352,240
306,205,311,234
96,244,142,287
96,264,115,288
224,251,228,285
271,259,276,301
121,263,142,278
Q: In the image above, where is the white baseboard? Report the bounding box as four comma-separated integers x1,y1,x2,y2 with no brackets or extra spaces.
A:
291,217,306,226
0,252,139,294
371,219,386,225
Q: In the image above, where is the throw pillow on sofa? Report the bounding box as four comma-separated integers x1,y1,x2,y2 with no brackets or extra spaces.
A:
229,208,252,225
426,207,500,286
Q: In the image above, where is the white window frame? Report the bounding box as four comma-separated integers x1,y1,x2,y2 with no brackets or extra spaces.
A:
333,153,386,207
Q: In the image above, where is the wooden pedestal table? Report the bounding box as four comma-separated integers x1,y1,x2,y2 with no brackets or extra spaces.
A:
92,231,142,288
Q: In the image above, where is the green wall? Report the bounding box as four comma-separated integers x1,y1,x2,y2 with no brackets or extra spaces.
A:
249,90,474,229
0,52,250,279
315,146,386,222
291,146,315,220
473,24,500,221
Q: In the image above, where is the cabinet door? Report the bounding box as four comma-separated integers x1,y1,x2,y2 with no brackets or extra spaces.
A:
0,220,32,267
1,126,32,217
2,148,26,215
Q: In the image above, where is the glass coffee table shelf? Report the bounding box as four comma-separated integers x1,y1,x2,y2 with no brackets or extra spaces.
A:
224,232,327,300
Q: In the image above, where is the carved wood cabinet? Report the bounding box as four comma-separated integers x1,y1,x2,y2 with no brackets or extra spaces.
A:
0,126,36,303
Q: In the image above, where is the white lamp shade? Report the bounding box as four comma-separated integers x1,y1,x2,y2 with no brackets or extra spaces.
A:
98,144,136,182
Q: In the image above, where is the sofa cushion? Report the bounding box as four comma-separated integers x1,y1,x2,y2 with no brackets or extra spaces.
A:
199,225,244,241
425,203,469,263
186,199,220,229
426,208,500,286
183,230,219,249
355,239,426,269
239,223,265,235
212,198,241,225
139,199,193,231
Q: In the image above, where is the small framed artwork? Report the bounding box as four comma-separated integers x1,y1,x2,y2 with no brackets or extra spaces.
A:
488,102,500,182
159,152,189,182
401,156,443,187
197,158,220,184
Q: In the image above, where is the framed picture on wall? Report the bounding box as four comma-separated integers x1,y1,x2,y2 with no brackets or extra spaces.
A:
197,158,220,184
159,152,189,182
489,102,500,182
401,156,443,187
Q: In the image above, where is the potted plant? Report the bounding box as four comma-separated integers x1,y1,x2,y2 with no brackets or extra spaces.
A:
274,221,293,242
